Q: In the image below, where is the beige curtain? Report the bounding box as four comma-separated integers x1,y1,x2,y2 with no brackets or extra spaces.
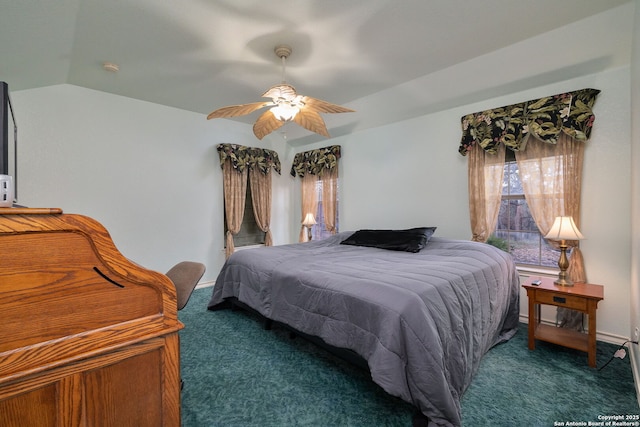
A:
249,169,273,247
515,133,586,329
299,174,319,242
321,167,338,234
222,159,248,258
514,133,586,282
468,143,505,242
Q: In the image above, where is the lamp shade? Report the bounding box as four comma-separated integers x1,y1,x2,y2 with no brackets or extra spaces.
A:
544,216,584,241
302,213,317,227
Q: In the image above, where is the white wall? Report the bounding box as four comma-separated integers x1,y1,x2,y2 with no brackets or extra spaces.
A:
12,84,291,283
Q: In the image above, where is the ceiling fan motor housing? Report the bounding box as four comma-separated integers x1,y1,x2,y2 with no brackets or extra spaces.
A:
275,45,292,59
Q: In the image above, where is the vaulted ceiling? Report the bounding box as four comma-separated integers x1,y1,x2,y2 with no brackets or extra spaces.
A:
0,0,632,144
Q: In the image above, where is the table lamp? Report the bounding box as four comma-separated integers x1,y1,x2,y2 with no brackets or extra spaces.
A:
302,213,316,241
544,216,584,286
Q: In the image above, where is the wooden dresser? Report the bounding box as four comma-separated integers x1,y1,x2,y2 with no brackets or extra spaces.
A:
0,208,183,427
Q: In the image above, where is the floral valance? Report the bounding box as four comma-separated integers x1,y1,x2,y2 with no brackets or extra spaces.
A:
458,88,600,156
290,145,341,178
217,143,281,175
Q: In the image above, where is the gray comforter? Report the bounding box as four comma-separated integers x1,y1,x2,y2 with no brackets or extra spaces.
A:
208,233,520,426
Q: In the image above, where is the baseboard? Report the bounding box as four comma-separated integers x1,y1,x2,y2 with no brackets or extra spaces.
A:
519,314,629,345
195,280,215,290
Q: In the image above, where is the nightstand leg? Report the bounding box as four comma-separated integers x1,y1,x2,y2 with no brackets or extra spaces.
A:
587,303,597,368
527,290,536,350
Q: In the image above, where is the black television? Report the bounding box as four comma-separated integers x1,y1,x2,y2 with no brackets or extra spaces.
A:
0,81,17,204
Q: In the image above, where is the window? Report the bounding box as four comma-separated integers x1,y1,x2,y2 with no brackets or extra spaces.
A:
224,181,265,247
310,179,339,241
490,150,557,267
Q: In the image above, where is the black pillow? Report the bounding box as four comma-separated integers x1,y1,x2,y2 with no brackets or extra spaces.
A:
340,227,437,253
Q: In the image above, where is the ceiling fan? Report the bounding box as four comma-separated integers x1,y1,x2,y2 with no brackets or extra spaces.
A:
207,45,355,140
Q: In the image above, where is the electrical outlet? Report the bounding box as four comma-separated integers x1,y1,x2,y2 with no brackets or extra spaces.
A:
634,327,639,341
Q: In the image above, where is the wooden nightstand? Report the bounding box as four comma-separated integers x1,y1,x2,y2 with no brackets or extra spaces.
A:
523,276,604,367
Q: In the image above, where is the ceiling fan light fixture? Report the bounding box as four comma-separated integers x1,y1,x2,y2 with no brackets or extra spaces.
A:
270,104,299,121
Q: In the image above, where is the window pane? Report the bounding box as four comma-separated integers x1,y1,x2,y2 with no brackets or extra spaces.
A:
489,158,557,268
496,199,538,233
223,181,265,247
502,162,523,195
495,231,560,268
541,238,560,268
312,200,339,240
494,230,539,265
310,179,339,241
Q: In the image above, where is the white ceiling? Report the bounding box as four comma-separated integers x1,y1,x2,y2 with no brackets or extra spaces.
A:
0,0,632,144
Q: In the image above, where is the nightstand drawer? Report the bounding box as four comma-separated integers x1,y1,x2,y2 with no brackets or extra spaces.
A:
535,291,587,311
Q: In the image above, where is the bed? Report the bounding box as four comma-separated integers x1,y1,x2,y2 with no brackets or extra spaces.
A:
207,229,520,426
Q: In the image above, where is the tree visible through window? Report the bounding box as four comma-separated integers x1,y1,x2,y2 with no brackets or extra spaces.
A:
491,150,557,267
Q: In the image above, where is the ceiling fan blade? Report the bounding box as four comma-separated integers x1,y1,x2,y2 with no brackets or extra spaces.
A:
293,108,330,138
207,101,272,120
253,110,285,140
302,96,355,114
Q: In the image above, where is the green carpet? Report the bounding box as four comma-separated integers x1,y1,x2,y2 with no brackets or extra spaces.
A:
179,288,638,426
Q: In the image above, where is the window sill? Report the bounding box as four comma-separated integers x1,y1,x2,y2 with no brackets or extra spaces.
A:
222,244,265,253
515,264,559,278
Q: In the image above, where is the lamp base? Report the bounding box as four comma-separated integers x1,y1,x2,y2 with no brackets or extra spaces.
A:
553,278,574,287
554,242,573,286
